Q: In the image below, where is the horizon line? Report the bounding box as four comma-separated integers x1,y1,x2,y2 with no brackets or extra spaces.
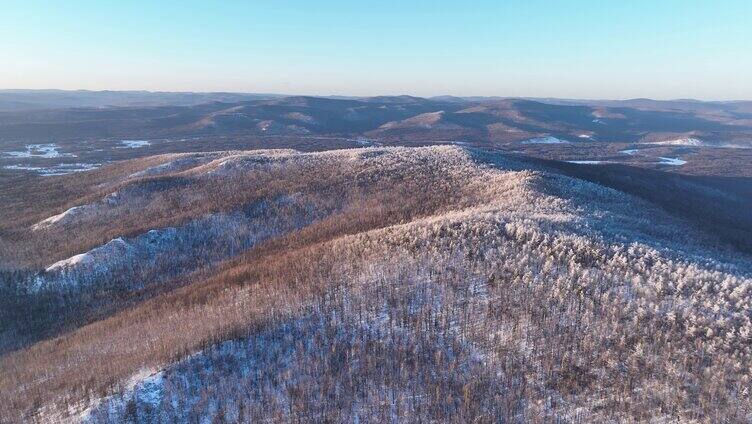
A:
1,88,750,103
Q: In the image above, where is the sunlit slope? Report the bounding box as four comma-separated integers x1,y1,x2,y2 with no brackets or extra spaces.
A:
0,146,750,423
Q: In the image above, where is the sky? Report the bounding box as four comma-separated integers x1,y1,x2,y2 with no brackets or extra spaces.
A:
1,0,751,100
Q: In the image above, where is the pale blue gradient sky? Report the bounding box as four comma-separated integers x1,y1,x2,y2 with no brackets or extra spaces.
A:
2,0,750,99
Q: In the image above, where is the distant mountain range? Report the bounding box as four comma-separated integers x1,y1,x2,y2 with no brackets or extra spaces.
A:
0,89,284,111
1,91,751,146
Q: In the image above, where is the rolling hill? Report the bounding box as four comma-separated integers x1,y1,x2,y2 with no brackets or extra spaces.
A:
1,146,750,422
2,94,751,184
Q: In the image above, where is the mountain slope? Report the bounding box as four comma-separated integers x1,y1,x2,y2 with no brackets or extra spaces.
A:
0,146,750,423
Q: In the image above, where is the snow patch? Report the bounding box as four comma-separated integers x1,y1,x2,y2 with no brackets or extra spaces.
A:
355,137,376,146
647,138,704,147
619,149,639,155
3,162,100,176
3,143,75,158
647,137,751,149
78,369,164,424
521,136,570,144
119,140,151,149
32,204,96,230
566,160,611,165
656,157,686,166
45,237,131,273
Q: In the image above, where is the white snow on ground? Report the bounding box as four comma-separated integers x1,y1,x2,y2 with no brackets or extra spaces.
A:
3,163,100,176
592,119,605,124
3,165,45,172
3,143,75,158
566,160,611,165
648,138,751,149
45,252,95,271
119,140,151,148
45,237,130,273
647,138,705,147
127,155,215,178
78,369,165,424
32,205,96,230
355,137,379,146
578,134,593,139
32,193,323,294
521,136,570,144
657,157,687,166
619,149,639,155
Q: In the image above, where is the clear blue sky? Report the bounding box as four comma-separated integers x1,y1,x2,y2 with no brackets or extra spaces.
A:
2,0,750,99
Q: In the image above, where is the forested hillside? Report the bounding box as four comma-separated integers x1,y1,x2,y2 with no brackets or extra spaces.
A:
1,146,750,422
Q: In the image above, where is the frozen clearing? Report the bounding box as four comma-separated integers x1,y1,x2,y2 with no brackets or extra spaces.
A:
648,138,750,149
119,140,151,148
566,160,611,165
657,157,686,166
619,149,639,155
354,137,377,146
648,138,705,147
3,143,75,158
521,136,569,144
3,162,100,176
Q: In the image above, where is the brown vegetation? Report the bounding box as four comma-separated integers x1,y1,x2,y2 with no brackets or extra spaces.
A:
0,146,750,423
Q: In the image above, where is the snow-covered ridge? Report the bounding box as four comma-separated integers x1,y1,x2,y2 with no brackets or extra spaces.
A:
31,194,325,294
17,146,752,423
645,137,751,149
647,137,705,147
74,174,752,422
32,204,97,230
127,154,218,178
